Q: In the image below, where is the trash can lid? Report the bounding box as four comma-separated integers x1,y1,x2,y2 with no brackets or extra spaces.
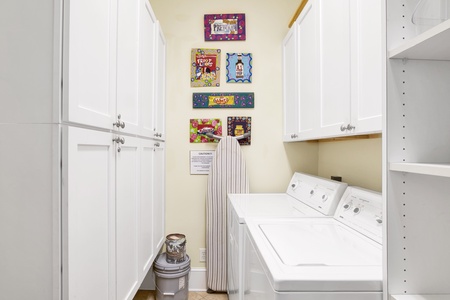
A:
154,253,191,272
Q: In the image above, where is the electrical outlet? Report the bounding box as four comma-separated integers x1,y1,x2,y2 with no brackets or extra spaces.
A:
199,248,206,262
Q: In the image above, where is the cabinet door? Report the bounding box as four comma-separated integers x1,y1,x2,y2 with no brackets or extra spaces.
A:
139,139,155,280
115,135,140,300
63,0,117,129
64,127,115,300
282,25,299,141
298,1,319,140
116,0,141,135
153,141,165,252
350,0,383,134
317,0,351,137
139,0,158,138
154,22,166,140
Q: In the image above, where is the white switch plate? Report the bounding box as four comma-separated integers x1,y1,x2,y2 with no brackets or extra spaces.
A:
199,248,206,262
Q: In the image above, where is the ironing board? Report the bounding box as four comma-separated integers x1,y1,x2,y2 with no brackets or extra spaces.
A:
206,136,249,292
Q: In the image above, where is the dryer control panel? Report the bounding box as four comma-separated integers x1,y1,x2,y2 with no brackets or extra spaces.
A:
286,172,348,216
334,186,382,244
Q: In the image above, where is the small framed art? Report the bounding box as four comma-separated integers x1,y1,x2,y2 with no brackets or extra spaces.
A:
204,13,246,41
190,118,222,143
191,48,221,87
193,92,255,109
227,116,251,145
226,53,252,83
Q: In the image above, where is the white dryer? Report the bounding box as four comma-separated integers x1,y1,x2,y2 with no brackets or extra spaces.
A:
227,173,348,300
244,187,383,300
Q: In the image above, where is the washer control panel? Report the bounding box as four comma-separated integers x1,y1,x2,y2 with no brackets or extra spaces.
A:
286,173,348,216
334,186,382,244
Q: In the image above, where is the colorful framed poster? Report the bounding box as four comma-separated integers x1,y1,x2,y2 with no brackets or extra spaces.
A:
227,116,251,145
226,53,253,83
190,118,222,143
191,49,221,87
193,92,254,109
204,13,246,41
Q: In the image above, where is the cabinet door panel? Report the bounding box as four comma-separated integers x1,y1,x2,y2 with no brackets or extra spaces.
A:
298,2,319,139
63,0,117,129
139,139,155,279
154,22,166,139
116,0,140,135
351,0,383,133
139,0,158,138
282,24,299,140
65,127,115,300
116,136,140,300
153,143,165,252
318,0,351,136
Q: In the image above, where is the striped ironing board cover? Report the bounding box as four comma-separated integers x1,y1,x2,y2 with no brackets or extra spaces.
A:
206,136,249,292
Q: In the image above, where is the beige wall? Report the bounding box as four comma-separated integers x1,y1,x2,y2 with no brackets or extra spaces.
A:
149,0,381,268
317,137,382,192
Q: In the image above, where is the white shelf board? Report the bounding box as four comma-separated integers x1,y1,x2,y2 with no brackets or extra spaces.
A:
389,163,450,177
391,295,450,300
389,19,450,60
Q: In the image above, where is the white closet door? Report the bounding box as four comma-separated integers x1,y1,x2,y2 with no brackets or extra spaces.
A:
139,0,158,138
139,139,155,280
317,0,351,137
64,127,115,300
63,0,117,129
115,135,140,300
153,142,165,252
116,0,140,135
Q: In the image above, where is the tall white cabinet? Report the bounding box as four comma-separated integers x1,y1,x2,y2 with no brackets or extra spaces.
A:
0,0,166,299
385,1,450,300
283,0,383,142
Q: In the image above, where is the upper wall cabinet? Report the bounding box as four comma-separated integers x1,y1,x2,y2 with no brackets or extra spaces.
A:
63,0,159,138
283,0,384,142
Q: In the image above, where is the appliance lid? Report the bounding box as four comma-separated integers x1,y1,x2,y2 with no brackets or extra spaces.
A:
260,222,381,266
228,193,323,223
246,218,382,292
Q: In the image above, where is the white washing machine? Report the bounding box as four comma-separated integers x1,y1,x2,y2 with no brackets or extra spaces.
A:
227,173,348,300
243,187,383,300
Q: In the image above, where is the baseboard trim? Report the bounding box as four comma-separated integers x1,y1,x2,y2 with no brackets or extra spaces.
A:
189,268,207,291
139,267,207,291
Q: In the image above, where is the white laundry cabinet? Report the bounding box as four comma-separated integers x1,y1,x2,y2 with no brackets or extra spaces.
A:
283,0,383,141
385,1,450,300
0,0,166,299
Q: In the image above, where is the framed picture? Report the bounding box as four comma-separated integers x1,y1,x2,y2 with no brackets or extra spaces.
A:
226,53,252,83
190,118,222,143
193,92,255,109
191,48,221,87
227,116,251,145
204,13,246,41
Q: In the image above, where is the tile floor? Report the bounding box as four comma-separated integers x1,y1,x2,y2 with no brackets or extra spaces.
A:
133,290,228,300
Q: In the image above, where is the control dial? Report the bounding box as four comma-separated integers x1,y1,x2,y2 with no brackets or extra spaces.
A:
343,202,352,210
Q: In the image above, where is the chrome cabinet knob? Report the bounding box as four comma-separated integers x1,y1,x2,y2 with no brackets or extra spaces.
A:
113,114,126,129
340,125,347,132
112,137,125,144
346,124,355,131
